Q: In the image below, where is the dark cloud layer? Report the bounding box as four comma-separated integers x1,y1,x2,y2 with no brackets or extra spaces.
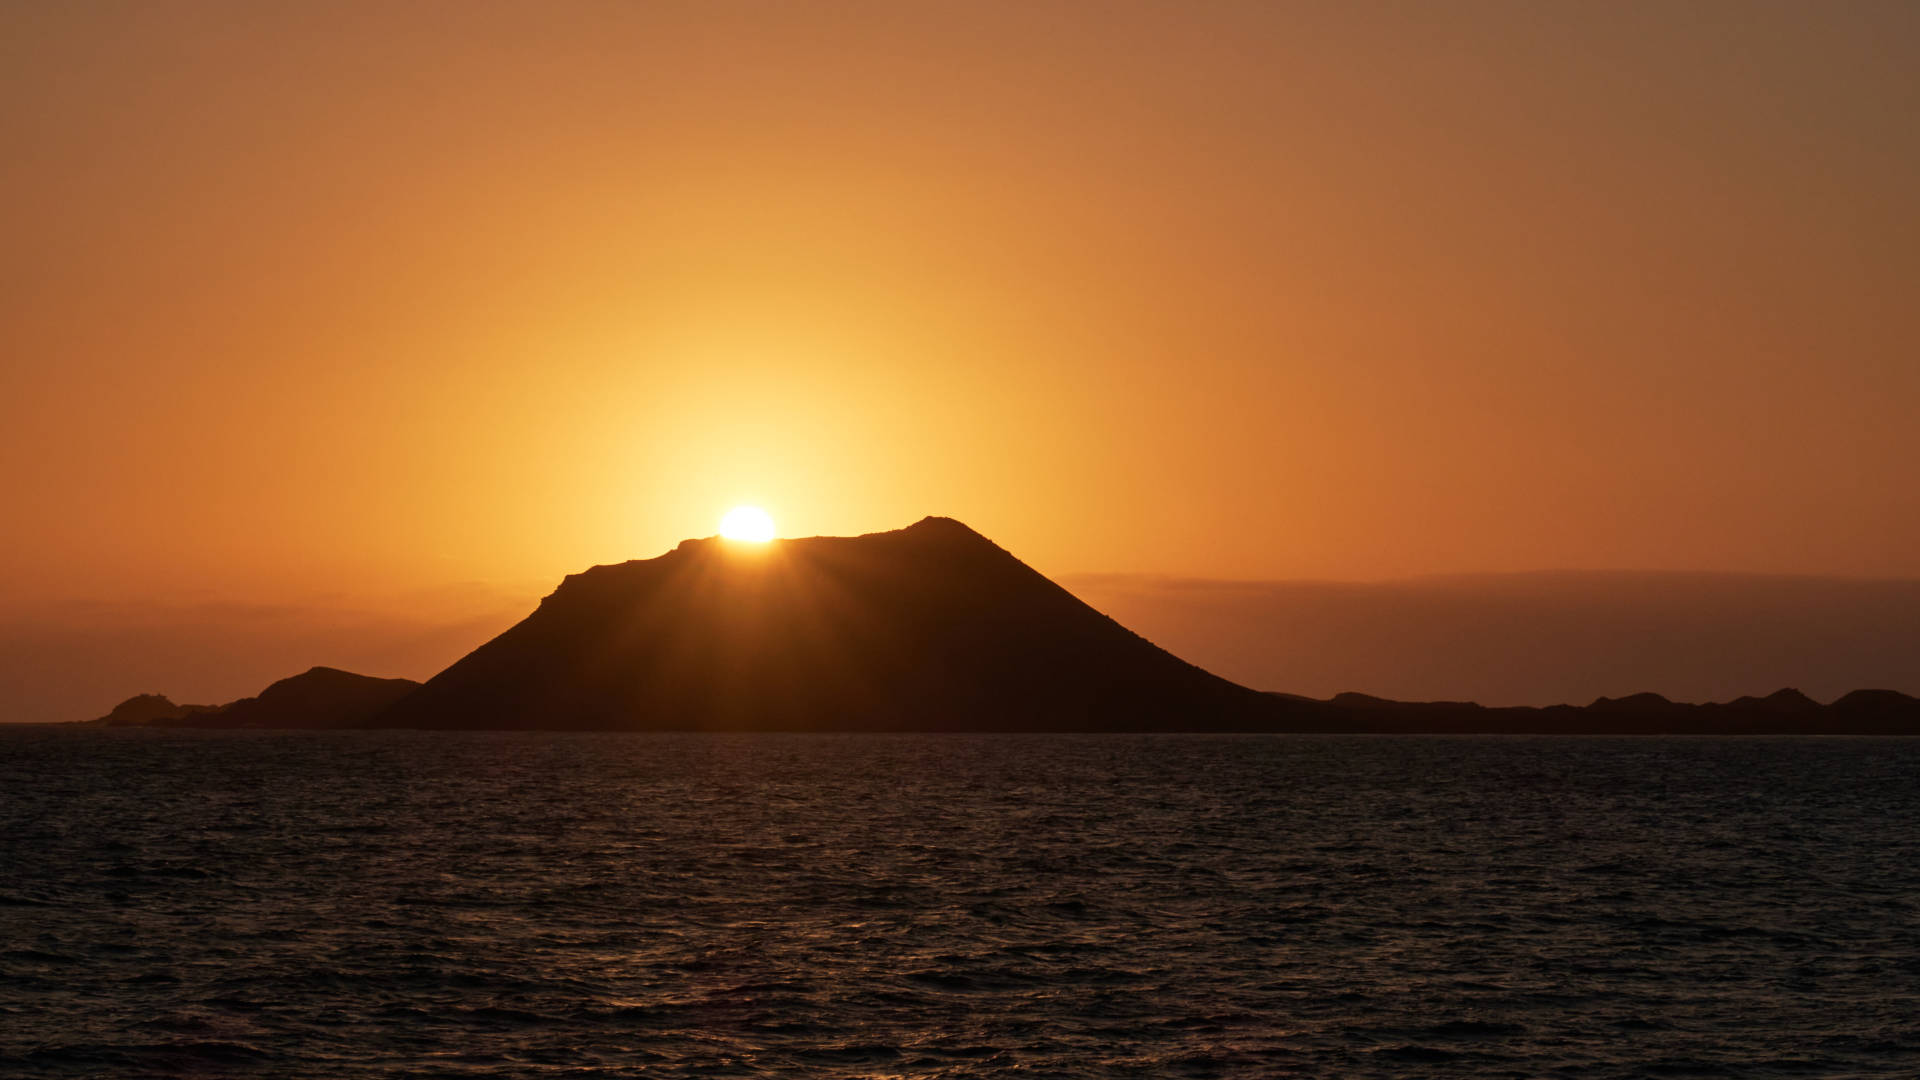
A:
1066,571,1920,707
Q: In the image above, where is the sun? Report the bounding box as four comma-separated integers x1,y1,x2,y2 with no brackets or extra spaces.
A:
719,505,776,543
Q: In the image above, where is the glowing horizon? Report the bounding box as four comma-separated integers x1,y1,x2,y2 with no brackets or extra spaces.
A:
2,3,1917,719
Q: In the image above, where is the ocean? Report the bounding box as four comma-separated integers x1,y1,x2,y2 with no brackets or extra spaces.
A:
3,729,1917,1077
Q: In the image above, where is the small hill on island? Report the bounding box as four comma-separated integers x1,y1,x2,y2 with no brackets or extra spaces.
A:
217,667,421,729
91,667,419,729
374,517,1291,731
95,693,222,726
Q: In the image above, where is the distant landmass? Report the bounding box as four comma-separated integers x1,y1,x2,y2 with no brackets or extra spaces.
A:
85,518,1920,734
1287,685,1920,734
1063,570,1920,707
92,667,418,729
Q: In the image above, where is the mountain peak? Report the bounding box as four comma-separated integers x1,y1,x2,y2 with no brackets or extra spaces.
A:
1726,687,1822,712
1588,691,1674,712
901,515,981,536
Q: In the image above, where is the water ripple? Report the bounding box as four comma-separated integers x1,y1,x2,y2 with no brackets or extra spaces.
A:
2,729,1918,1077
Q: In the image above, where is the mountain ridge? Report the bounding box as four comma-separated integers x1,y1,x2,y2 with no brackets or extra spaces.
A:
79,518,1920,734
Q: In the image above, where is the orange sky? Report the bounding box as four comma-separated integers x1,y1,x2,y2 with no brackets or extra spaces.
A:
3,3,1917,677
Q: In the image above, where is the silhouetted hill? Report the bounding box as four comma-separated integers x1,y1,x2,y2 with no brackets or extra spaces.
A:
1828,689,1920,729
376,518,1295,731
1295,686,1920,734
91,667,419,729
1727,688,1822,714
210,667,420,729
1589,692,1675,713
91,693,220,726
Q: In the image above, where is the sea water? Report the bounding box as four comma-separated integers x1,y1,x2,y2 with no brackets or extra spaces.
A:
3,728,1917,1077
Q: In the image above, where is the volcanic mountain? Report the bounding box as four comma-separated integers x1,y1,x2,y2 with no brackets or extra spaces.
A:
375,517,1290,731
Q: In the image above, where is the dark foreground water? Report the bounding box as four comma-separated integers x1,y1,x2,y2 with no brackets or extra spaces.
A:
3,730,1919,1078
